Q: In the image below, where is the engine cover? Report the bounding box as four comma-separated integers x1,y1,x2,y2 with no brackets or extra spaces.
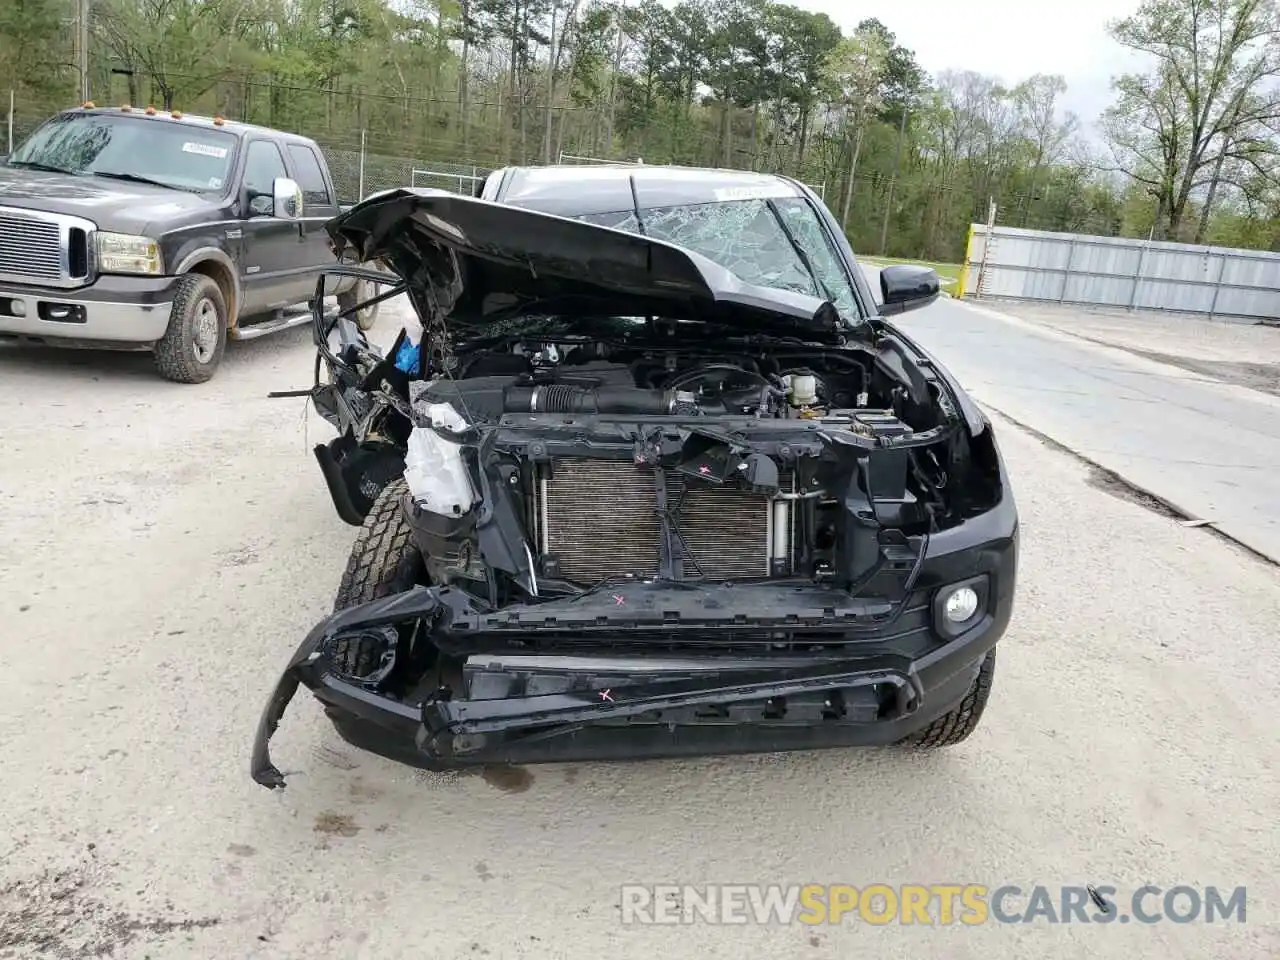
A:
536,458,788,583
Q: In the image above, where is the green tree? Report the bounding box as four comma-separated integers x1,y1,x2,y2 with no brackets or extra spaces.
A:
1102,0,1280,240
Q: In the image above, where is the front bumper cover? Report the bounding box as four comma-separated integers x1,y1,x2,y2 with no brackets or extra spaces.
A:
250,572,1010,788
0,275,180,345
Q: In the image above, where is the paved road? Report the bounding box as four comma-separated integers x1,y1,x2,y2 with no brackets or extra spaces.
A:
1,307,1278,959
871,277,1280,563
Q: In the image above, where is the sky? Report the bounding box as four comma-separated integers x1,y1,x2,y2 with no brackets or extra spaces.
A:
797,0,1148,128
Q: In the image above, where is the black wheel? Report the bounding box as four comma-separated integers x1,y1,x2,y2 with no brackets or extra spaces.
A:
154,274,227,384
331,478,425,676
897,651,997,748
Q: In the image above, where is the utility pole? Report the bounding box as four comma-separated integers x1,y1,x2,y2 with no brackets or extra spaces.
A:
604,1,626,156
878,107,908,256
77,0,92,101
542,0,557,164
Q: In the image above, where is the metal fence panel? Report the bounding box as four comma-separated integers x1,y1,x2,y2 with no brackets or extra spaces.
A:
410,167,486,194
318,146,491,205
962,224,1280,322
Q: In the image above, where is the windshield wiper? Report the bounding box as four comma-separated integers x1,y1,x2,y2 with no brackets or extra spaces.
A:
93,170,192,192
7,159,78,175
764,198,837,306
765,198,877,341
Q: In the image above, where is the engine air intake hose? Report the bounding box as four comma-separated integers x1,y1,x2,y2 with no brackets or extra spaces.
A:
504,383,674,414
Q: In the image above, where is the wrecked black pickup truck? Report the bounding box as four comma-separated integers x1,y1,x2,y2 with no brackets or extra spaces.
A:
251,172,1018,788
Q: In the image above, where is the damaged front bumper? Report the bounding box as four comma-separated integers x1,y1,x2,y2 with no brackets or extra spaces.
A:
250,556,1014,788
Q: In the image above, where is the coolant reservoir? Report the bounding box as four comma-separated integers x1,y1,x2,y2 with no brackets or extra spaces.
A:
403,403,476,516
789,374,818,407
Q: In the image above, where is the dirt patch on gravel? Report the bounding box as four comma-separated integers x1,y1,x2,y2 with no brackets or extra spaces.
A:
1086,467,1184,518
0,854,219,958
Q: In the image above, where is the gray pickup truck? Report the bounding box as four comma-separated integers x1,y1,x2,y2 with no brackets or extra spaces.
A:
0,104,377,382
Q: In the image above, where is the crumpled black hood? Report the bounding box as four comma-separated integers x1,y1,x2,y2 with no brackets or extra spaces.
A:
325,188,842,336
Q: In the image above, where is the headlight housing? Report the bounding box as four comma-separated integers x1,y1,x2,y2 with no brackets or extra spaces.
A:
932,574,990,639
96,232,163,275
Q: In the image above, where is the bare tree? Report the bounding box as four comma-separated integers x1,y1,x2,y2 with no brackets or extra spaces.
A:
1013,74,1079,225
825,26,888,228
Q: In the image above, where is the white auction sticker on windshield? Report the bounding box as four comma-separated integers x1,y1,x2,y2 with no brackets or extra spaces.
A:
182,142,228,159
713,183,798,202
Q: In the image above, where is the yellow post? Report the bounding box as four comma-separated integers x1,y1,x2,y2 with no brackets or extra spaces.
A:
956,224,976,299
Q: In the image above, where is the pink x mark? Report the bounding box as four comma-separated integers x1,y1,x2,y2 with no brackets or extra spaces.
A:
599,689,614,702
613,594,626,606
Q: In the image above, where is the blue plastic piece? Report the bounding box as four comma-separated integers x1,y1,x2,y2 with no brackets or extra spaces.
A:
394,337,420,374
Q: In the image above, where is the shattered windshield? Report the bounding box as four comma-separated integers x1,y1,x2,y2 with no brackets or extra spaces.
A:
575,197,861,320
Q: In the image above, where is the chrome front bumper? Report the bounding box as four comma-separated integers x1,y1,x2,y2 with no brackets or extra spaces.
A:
0,278,178,345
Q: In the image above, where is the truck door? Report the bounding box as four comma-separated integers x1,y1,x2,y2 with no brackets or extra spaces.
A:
283,142,341,304
238,138,300,316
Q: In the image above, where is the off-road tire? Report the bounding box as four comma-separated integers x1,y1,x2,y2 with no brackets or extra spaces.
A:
153,274,227,384
897,651,997,748
331,478,425,676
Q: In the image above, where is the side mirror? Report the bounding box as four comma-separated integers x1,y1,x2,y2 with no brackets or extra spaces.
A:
272,177,303,220
878,264,940,316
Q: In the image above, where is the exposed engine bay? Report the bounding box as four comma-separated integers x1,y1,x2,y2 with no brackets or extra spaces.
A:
322,320,999,615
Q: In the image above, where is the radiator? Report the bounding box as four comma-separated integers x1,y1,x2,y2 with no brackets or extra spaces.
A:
536,457,786,583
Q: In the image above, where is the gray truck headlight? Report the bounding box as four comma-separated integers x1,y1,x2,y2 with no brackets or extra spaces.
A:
96,232,163,275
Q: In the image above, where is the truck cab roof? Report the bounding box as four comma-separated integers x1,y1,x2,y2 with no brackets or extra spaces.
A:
482,163,814,219
64,106,322,148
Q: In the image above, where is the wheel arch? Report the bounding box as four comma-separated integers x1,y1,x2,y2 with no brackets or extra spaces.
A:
174,248,241,328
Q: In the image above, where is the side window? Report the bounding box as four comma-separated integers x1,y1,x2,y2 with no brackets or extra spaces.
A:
287,144,331,206
243,140,287,199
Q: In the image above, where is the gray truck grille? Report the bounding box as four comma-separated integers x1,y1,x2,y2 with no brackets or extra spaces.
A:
538,458,786,584
0,211,61,282
0,207,91,286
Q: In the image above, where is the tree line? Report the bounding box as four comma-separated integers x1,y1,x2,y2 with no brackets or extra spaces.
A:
3,0,1280,261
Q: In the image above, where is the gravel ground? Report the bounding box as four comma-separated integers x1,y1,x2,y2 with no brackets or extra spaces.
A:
1,307,1278,960
976,300,1280,397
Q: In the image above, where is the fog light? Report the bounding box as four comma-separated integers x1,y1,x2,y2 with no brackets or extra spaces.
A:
943,586,979,623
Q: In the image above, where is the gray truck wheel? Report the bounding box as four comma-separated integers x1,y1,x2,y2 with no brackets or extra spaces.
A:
154,274,227,384
338,277,380,332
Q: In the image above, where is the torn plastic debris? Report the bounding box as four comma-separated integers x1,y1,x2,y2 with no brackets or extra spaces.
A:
394,331,421,374
403,403,476,516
